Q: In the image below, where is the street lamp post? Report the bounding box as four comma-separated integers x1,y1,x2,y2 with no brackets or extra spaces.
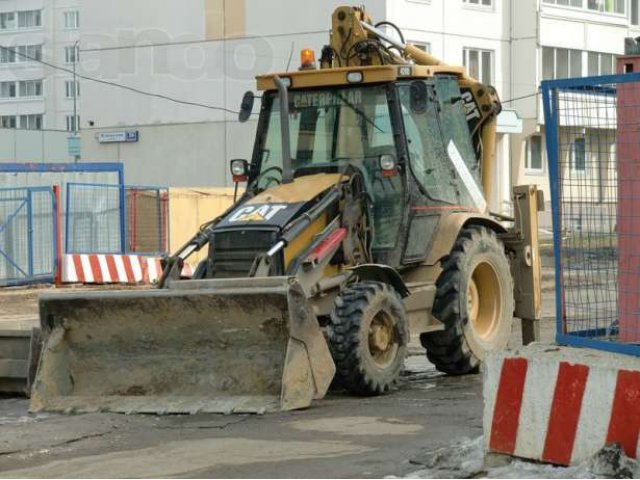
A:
72,39,80,162
72,39,79,135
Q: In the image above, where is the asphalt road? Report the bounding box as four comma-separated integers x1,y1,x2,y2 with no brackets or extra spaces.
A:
0,264,556,478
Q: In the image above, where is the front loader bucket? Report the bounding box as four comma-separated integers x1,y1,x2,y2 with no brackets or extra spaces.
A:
30,277,335,414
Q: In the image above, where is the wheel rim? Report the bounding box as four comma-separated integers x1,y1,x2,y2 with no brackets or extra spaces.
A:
368,311,398,368
468,261,501,340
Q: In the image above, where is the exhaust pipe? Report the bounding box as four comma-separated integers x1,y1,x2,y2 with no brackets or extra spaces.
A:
274,75,294,184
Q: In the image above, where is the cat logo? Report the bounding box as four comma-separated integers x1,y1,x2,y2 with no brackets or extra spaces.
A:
461,91,481,121
228,204,288,223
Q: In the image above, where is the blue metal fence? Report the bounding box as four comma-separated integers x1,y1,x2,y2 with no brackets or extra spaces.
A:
65,183,169,256
0,187,56,286
542,72,640,356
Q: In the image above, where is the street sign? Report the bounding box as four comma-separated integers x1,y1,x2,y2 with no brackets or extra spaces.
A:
67,136,81,157
97,130,140,144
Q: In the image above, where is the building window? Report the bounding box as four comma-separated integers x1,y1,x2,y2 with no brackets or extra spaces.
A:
410,42,432,54
463,48,493,84
65,46,78,64
526,136,543,172
19,80,42,97
588,51,615,75
633,0,640,25
66,115,80,132
542,0,583,7
0,12,15,30
572,137,586,171
587,0,625,14
0,47,15,64
542,47,582,80
64,11,79,29
17,10,41,28
19,114,42,130
463,0,493,6
0,115,16,128
65,80,80,98
0,81,16,98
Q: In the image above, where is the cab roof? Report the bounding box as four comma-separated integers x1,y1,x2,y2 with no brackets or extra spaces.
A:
256,64,465,91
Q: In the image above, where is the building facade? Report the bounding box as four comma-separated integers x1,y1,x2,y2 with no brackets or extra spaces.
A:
0,0,80,162
0,0,80,131
511,0,639,222
21,0,638,212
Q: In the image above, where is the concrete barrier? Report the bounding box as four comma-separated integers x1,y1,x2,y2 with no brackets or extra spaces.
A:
61,254,193,284
484,343,640,466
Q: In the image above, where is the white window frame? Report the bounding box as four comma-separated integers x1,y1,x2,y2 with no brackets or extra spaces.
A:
64,11,79,30
19,79,42,97
1,115,16,128
66,115,80,132
463,47,494,85
587,0,625,15
462,0,494,8
19,114,42,130
64,45,78,64
542,47,583,80
0,12,16,30
65,80,80,99
525,135,545,174
409,41,432,54
0,81,16,99
542,0,584,9
587,51,616,76
17,10,41,29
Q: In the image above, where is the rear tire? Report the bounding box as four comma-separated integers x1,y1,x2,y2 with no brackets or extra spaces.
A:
327,281,408,395
421,226,514,375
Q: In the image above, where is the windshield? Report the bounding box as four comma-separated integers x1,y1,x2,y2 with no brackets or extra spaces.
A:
252,84,404,250
253,85,396,189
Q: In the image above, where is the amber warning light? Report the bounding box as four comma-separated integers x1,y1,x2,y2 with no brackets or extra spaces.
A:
300,48,316,70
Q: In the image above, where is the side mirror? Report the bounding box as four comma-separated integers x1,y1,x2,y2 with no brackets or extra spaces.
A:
230,159,249,182
410,80,428,114
238,91,255,123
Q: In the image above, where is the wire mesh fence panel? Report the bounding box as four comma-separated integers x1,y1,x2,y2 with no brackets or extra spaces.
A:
65,183,170,256
542,72,640,356
66,183,122,254
125,187,169,255
0,187,55,286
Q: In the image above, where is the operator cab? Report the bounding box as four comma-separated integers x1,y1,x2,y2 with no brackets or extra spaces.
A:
237,66,487,265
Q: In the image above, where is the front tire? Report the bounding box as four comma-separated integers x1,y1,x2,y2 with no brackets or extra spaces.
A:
327,281,408,395
421,226,514,375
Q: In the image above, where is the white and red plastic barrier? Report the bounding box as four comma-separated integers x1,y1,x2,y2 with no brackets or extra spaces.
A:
484,344,640,466
61,254,193,285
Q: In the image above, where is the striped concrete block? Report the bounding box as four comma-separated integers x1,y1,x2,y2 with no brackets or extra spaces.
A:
62,254,193,285
484,344,640,466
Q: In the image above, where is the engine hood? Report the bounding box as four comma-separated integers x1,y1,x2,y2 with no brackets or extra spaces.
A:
215,173,342,230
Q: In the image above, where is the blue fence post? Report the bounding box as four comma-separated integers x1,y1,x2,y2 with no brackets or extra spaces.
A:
26,189,33,277
541,81,564,342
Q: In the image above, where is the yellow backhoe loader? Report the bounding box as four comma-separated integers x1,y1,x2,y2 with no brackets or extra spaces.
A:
31,6,542,414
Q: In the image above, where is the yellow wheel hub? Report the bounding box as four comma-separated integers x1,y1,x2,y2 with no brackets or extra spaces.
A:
368,312,398,368
468,261,501,340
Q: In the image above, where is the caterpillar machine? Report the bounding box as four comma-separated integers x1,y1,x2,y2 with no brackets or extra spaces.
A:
31,6,542,414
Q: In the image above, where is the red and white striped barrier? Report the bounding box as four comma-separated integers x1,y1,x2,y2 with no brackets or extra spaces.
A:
61,254,193,285
484,344,640,466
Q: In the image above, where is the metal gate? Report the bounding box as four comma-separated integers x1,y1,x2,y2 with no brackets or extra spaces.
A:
542,71,640,356
0,187,56,286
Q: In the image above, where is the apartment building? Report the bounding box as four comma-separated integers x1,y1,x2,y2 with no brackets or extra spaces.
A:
0,0,80,133
511,0,638,215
